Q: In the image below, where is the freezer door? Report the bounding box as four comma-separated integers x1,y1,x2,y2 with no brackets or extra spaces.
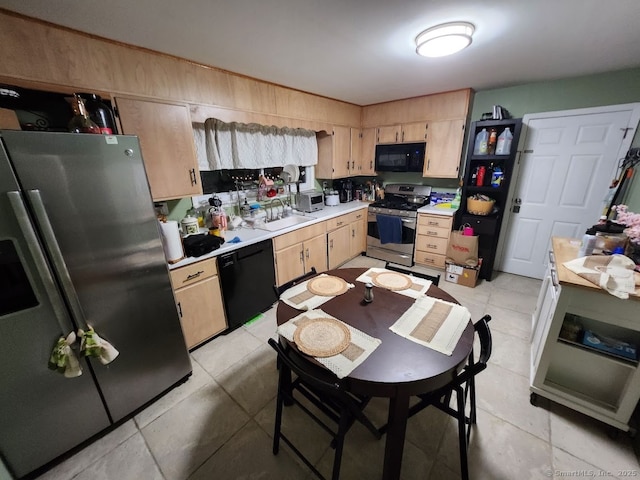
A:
0,143,111,478
1,131,191,423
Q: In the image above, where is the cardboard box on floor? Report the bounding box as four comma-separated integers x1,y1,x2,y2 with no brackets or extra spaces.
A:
445,260,482,288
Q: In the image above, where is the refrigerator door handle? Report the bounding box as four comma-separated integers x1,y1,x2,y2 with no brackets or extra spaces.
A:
25,189,89,330
7,191,73,334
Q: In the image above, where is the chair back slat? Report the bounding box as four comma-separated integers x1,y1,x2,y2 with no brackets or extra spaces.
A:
384,262,441,286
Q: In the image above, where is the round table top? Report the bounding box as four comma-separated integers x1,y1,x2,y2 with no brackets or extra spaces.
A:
276,268,474,397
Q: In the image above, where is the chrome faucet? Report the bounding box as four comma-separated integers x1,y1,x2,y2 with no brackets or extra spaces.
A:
268,198,287,221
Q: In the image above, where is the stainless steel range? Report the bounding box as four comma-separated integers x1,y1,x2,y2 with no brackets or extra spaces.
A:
366,184,432,267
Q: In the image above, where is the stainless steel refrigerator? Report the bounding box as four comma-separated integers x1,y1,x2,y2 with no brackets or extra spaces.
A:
0,131,192,478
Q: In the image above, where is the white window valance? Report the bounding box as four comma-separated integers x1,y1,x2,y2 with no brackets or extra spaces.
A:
193,118,318,171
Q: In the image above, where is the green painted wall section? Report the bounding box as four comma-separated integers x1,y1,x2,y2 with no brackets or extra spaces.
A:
470,67,640,211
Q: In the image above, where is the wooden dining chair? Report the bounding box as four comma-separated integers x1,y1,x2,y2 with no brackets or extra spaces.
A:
384,262,441,286
273,267,317,297
268,338,381,480
378,314,492,480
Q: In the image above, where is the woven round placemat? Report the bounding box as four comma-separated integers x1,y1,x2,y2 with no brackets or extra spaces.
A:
294,318,351,357
307,275,349,296
370,271,413,291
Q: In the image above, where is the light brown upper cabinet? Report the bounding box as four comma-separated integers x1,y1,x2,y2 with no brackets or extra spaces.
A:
316,126,352,179
422,118,466,179
359,127,377,176
115,97,202,201
349,127,361,175
376,122,428,144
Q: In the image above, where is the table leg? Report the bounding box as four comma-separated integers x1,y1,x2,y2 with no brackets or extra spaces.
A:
382,392,410,480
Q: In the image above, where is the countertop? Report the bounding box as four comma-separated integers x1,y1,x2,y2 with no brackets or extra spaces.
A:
168,201,457,269
552,236,639,298
416,204,458,216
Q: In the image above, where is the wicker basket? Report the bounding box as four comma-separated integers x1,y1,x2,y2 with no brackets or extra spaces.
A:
467,197,495,215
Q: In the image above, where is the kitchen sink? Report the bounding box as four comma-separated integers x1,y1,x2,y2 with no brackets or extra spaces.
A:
256,214,313,232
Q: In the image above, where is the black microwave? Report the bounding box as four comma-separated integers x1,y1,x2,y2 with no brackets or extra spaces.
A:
374,142,426,172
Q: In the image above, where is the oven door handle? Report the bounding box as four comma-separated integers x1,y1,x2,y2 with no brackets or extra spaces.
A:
400,218,416,223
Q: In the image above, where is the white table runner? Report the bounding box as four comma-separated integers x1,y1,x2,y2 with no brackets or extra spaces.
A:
389,296,471,356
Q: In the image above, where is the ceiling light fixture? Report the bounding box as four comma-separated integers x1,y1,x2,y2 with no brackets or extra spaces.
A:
415,22,474,58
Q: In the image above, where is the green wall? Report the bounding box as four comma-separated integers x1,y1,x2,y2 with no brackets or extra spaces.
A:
470,67,640,211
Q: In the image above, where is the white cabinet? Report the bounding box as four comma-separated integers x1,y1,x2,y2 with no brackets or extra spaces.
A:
530,237,640,433
531,253,560,373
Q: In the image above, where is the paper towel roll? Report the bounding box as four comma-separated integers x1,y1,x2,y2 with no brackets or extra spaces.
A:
159,221,184,263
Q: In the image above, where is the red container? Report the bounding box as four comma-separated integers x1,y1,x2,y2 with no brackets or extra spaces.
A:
476,166,486,186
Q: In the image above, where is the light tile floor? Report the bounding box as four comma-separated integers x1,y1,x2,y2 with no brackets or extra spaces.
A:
31,256,640,480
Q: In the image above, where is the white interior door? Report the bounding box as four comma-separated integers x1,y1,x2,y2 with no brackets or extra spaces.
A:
499,104,640,279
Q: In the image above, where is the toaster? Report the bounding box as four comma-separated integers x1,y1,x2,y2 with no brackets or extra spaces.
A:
296,190,324,212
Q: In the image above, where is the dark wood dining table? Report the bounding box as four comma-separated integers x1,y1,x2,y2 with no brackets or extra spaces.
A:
276,267,474,480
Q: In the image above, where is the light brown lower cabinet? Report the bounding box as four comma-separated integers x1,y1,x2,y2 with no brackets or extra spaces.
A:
327,210,367,269
328,224,351,269
170,258,227,349
414,213,453,269
273,222,328,286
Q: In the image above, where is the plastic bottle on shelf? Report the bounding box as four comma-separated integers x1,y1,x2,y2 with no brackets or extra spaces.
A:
495,127,513,155
476,166,486,186
470,166,478,185
490,166,504,187
473,129,489,155
487,128,498,154
484,163,494,186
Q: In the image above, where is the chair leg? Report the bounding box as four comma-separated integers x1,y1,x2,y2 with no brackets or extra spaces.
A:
469,376,477,426
331,412,351,480
273,391,283,455
455,385,469,480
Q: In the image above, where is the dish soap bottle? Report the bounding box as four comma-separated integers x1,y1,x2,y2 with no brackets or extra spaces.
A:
495,128,513,155
473,128,489,155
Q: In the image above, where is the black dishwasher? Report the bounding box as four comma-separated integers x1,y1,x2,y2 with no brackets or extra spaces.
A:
217,239,277,331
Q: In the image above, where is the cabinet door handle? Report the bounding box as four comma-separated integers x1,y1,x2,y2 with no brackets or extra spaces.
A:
428,221,438,226
346,161,349,172
352,228,355,238
177,302,183,318
337,221,343,226
426,230,438,235
189,168,198,186
330,239,334,249
427,158,430,170
401,130,405,142
427,243,437,249
351,161,354,170
185,270,204,282
369,161,373,169
299,250,304,263
305,248,310,259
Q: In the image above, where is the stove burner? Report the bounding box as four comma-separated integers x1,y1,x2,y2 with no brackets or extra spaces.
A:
370,200,421,211
371,192,428,211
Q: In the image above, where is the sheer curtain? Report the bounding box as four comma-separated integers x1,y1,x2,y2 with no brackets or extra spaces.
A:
193,118,318,171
